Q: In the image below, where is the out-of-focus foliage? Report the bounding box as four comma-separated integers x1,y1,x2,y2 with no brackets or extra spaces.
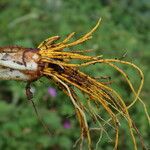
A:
0,0,149,149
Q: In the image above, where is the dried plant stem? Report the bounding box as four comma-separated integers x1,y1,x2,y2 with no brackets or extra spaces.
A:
0,18,149,150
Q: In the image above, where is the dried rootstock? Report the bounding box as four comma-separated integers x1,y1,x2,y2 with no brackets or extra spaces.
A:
0,19,149,150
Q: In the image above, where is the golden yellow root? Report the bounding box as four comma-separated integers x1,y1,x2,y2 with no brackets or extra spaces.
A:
38,19,149,150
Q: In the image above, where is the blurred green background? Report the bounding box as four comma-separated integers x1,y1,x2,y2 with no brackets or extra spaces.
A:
0,0,149,149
